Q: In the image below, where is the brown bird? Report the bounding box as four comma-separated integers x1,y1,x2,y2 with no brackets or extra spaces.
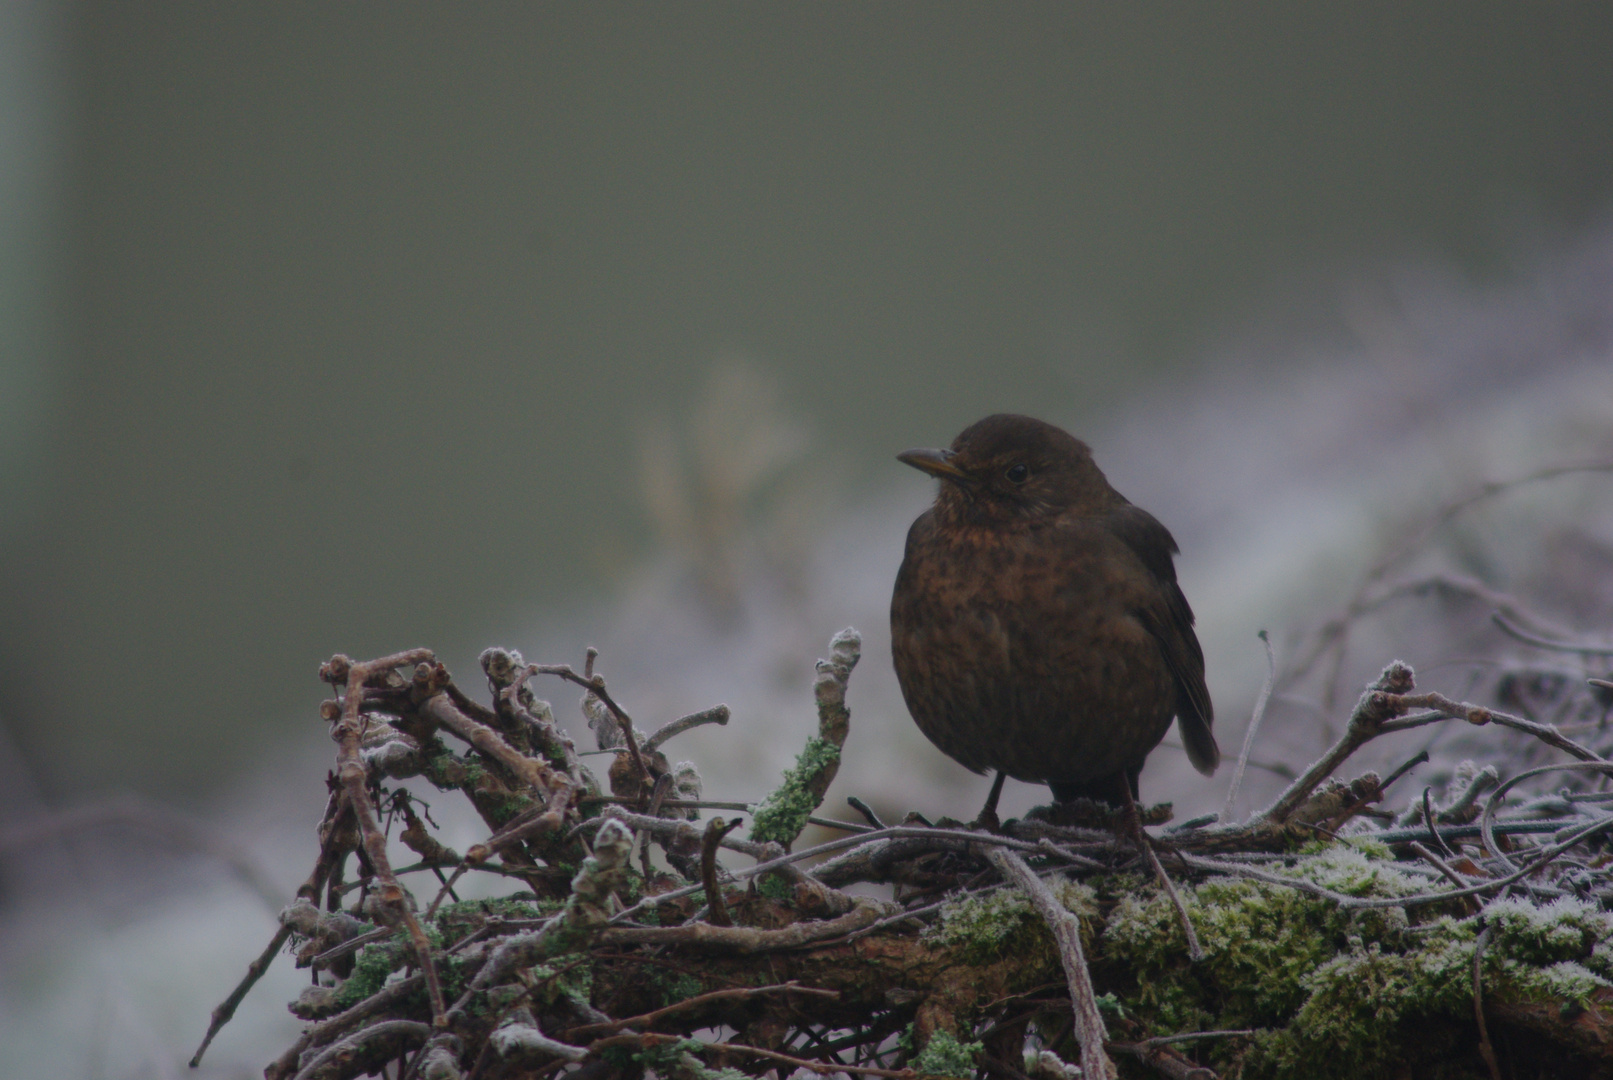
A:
890,414,1218,823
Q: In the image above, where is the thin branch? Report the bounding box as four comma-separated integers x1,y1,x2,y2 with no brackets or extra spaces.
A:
529,662,652,785
700,816,743,927
592,1032,920,1079
1492,612,1613,656
1222,630,1276,823
290,1019,432,1080
190,924,292,1067
1380,690,1605,763
599,901,882,952
1125,786,1203,962
847,796,888,829
644,704,731,753
1407,841,1481,915
986,847,1115,1080
323,650,447,1026
1106,1040,1218,1080
564,982,838,1039
1479,762,1613,872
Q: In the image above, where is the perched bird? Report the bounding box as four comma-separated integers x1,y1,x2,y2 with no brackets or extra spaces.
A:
890,414,1218,821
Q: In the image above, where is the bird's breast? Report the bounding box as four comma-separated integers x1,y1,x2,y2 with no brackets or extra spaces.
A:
890,514,1177,782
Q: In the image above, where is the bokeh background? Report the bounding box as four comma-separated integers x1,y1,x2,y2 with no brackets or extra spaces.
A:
6,4,1613,1077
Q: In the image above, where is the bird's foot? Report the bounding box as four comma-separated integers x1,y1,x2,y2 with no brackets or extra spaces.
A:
969,806,1002,833
1025,798,1125,830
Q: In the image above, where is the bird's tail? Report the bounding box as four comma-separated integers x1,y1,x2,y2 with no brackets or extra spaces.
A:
1178,708,1220,776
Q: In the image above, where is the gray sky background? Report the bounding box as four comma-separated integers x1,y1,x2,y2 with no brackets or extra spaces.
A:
5,3,1613,801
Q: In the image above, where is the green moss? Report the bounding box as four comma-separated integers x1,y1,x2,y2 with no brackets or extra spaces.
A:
755,872,792,903
748,736,841,846
648,968,704,1007
1483,896,1611,966
525,954,593,1006
1106,877,1343,1034
1100,841,1613,1079
334,932,411,1008
912,1029,983,1078
926,880,1092,968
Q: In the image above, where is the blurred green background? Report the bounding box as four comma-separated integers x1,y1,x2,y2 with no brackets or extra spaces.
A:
6,1,1613,803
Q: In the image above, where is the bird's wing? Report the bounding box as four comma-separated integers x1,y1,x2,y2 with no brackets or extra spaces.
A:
1102,505,1220,776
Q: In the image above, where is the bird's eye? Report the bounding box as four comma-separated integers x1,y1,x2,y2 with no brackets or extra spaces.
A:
1005,463,1030,484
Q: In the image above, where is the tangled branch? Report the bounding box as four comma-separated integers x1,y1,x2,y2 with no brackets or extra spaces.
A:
194,628,1613,1080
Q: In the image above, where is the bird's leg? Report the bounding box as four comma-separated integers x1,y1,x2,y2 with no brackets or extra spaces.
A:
973,771,1008,831
1118,782,1148,853
1120,782,1205,960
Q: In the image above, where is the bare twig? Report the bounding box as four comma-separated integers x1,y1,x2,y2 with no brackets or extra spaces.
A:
1125,786,1203,962
592,1031,919,1078
1,794,283,913
1143,1031,1256,1048
644,704,732,753
290,1019,433,1080
1281,461,1613,705
847,796,888,829
1492,612,1613,656
579,794,874,834
639,772,675,877
1222,630,1276,823
1107,1040,1217,1079
1408,841,1481,915
600,901,882,952
700,816,743,927
1257,661,1415,824
530,661,652,784
987,847,1115,1080
323,650,447,1026
1380,690,1605,763
1219,631,1271,825
1479,761,1613,871
564,982,837,1039
190,924,292,1067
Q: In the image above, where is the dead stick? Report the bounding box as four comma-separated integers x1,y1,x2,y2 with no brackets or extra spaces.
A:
565,981,837,1039
986,847,1115,1080
532,663,652,784
1106,1040,1216,1080
264,975,425,1080
289,1019,433,1080
326,650,447,1026
1258,662,1413,824
190,924,293,1067
1221,630,1276,822
637,772,675,877
701,816,743,927
589,1032,921,1079
1125,786,1204,962
1382,690,1604,763
1408,841,1481,915
599,902,881,952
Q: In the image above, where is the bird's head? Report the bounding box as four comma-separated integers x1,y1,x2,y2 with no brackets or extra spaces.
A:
898,414,1122,525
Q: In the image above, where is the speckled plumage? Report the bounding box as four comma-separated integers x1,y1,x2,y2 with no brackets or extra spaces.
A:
890,414,1217,806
